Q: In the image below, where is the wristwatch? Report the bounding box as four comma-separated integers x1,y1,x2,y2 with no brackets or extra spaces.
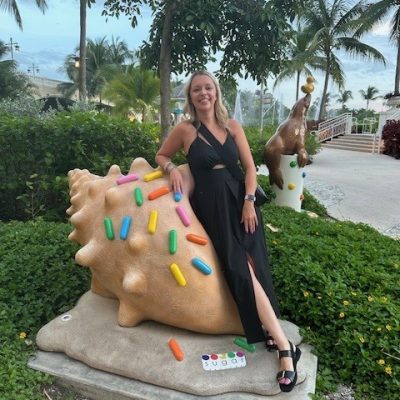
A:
244,194,256,202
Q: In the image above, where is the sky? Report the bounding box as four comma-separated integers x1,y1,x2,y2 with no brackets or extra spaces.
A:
0,0,397,112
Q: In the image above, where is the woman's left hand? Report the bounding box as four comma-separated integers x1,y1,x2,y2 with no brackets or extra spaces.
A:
241,201,258,234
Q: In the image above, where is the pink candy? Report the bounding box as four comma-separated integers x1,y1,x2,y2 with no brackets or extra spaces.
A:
176,206,191,227
117,174,139,185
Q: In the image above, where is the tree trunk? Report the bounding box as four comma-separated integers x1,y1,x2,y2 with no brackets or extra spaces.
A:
79,0,87,102
395,36,400,95
319,58,330,120
159,1,177,141
296,70,300,100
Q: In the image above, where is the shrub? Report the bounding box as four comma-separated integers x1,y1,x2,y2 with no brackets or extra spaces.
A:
0,220,90,399
0,112,159,221
382,120,400,159
263,205,400,399
245,125,277,166
0,94,50,118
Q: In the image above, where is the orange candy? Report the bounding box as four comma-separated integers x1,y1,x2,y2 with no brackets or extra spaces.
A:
168,338,184,361
186,233,208,245
148,186,170,200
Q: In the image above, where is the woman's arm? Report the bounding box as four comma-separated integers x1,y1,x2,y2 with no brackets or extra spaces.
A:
155,123,186,193
228,119,258,234
228,119,258,195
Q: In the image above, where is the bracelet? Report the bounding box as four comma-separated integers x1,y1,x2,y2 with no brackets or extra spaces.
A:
164,161,177,174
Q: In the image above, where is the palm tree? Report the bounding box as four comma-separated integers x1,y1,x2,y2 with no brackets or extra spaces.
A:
335,89,353,109
274,20,326,100
359,86,380,109
304,0,386,120
0,0,47,29
79,0,87,101
108,36,134,64
356,1,400,96
102,66,160,121
59,37,132,102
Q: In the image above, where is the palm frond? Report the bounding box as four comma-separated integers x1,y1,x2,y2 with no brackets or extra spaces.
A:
337,37,386,65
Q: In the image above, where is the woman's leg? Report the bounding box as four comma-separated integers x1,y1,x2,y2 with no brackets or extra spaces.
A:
247,263,294,385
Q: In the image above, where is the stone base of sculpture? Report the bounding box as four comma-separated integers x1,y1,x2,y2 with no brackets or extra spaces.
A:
35,291,308,397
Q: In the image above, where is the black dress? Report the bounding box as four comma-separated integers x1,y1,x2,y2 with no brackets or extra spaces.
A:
186,123,280,344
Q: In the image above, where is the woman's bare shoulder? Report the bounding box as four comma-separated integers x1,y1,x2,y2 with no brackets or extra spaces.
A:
172,120,195,136
227,119,244,137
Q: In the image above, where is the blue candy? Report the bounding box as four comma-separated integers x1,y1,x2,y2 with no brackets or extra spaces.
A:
119,215,132,240
191,257,212,275
174,191,182,202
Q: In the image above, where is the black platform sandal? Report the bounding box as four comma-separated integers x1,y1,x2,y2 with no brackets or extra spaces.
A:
265,335,278,352
276,341,301,393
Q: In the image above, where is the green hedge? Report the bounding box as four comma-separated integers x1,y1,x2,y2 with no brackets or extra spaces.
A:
264,206,400,399
0,112,322,223
0,112,159,221
0,220,90,399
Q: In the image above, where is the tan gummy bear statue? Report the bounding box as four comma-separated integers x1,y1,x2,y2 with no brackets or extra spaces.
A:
67,157,243,335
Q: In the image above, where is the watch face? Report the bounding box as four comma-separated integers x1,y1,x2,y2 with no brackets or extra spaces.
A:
245,194,256,201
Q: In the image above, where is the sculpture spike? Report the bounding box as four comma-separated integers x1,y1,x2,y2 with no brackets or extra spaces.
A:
122,270,147,296
118,301,143,326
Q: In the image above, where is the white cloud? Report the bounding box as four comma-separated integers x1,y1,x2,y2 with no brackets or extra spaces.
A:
371,20,392,36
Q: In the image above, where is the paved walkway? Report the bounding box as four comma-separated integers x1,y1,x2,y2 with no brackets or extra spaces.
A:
303,148,400,239
258,148,400,238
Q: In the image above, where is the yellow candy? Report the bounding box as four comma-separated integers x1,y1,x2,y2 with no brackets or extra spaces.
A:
143,170,163,182
170,263,186,286
288,183,296,190
147,210,158,233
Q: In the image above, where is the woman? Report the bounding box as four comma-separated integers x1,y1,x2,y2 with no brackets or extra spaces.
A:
155,71,300,392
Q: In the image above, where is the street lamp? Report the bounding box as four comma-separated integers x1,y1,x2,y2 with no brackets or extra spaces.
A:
73,56,80,68
4,37,20,60
27,63,40,77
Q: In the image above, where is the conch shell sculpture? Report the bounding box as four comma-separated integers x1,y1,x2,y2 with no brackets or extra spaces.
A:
67,158,243,335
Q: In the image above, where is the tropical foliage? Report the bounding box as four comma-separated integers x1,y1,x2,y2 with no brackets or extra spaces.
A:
0,0,47,29
59,37,133,102
356,0,400,96
303,0,386,120
102,66,160,121
273,20,325,100
0,40,30,99
359,86,380,109
102,0,302,139
335,90,353,109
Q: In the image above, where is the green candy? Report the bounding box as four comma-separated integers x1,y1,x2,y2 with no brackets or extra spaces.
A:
134,187,143,206
103,217,114,240
169,229,177,254
290,160,297,168
234,337,256,352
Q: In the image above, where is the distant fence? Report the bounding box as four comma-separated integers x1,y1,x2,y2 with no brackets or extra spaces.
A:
317,113,352,142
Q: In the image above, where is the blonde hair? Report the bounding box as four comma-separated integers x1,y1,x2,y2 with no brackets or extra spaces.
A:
183,71,229,128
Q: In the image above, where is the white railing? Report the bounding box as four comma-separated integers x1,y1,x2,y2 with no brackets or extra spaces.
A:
317,113,352,142
373,109,400,154
362,118,377,135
